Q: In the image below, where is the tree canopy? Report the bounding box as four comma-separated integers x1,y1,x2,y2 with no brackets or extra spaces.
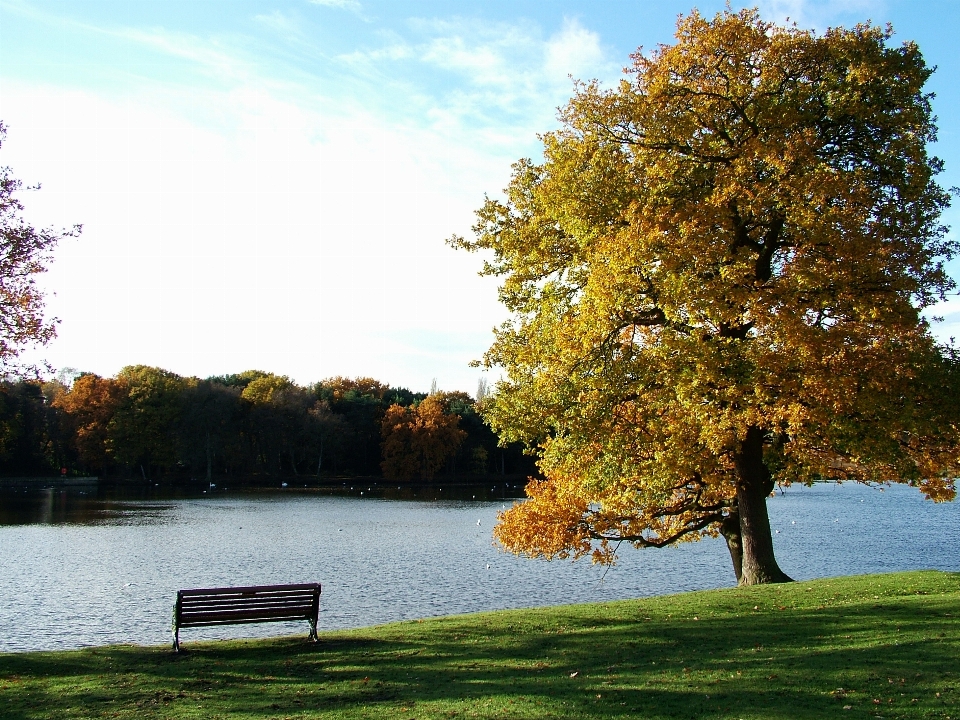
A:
0,122,80,374
451,9,960,585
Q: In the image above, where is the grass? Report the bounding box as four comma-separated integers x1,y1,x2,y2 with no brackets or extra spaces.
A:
0,571,957,719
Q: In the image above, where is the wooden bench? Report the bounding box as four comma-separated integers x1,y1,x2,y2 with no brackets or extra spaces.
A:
172,583,321,651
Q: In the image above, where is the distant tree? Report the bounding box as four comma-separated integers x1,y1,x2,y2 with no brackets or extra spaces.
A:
309,399,348,475
239,374,293,405
432,390,484,475
431,389,536,477
206,370,270,390
0,380,55,475
271,384,316,475
0,122,81,374
320,376,391,402
380,404,419,480
453,10,960,585
316,377,395,475
382,386,425,408
239,374,292,473
107,366,187,478
51,373,127,475
240,374,336,476
381,395,466,481
178,379,242,481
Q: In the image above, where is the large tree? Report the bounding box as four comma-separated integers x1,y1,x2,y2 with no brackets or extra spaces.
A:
0,122,80,374
451,10,960,585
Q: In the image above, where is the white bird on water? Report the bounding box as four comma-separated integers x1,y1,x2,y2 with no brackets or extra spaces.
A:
477,519,481,526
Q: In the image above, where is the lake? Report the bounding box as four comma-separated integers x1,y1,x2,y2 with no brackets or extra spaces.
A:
0,481,957,653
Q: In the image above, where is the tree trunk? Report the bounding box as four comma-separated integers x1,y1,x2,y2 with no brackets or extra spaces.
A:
720,509,743,584
317,437,323,477
734,426,792,585
205,431,212,484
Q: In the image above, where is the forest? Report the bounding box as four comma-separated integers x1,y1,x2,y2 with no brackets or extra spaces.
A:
0,367,534,482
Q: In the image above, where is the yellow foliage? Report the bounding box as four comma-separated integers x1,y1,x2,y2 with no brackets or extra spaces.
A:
241,374,294,405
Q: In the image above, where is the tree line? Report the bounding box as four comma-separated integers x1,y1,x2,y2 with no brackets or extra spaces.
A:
0,366,534,482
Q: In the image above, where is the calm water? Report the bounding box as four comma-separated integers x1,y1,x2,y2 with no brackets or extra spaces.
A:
0,482,957,652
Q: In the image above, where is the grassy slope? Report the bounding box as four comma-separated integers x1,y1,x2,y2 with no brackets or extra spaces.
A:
0,571,957,720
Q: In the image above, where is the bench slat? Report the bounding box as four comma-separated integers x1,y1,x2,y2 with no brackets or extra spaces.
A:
180,603,315,616
180,602,316,615
176,616,316,628
179,609,314,625
178,583,319,596
180,595,317,606
183,589,316,602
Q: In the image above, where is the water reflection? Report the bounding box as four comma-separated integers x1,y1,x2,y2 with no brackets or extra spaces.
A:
0,482,527,526
0,482,957,653
0,487,177,526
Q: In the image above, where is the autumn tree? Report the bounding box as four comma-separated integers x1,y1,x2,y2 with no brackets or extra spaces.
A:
51,373,127,474
321,376,391,402
451,10,959,585
106,365,187,478
381,394,466,481
0,122,80,374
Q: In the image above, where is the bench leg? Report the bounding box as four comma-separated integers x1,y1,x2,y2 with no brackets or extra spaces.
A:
308,619,318,643
172,627,180,652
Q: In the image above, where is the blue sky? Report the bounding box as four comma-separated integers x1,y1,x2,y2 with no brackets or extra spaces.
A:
2,0,959,393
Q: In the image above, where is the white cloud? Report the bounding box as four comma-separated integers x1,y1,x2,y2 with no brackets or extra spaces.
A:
337,41,413,66
337,16,616,143
544,18,607,81
117,27,257,82
254,10,303,39
422,35,509,85
308,0,364,16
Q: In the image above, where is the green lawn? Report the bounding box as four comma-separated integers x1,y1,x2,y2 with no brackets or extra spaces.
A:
1,571,957,719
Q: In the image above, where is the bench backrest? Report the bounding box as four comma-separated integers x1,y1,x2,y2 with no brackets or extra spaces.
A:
174,583,321,628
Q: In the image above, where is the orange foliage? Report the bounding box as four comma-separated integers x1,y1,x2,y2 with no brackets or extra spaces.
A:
52,374,127,472
323,377,390,402
380,395,466,481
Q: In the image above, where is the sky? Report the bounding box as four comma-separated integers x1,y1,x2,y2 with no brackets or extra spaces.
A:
1,0,959,394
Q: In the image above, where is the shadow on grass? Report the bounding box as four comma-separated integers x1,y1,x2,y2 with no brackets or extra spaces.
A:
1,573,957,719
